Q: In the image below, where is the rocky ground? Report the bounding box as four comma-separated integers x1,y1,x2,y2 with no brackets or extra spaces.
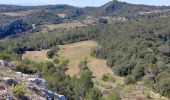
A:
0,60,66,100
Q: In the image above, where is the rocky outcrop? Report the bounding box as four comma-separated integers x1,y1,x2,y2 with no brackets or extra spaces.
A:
3,77,18,86
0,19,31,39
0,60,67,100
0,60,11,68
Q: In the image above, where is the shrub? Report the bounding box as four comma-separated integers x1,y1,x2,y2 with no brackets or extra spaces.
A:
123,84,133,92
108,92,121,100
85,88,102,100
47,48,57,58
47,50,55,58
124,75,135,85
155,78,170,98
144,91,152,99
114,61,135,76
131,65,145,81
12,85,26,99
11,61,34,74
102,73,115,82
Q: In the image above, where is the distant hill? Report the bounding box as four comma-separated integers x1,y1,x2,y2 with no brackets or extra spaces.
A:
96,0,170,16
0,0,170,39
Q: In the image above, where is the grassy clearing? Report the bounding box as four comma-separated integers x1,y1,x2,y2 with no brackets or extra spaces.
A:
22,50,52,62
58,40,168,100
58,40,98,76
21,40,168,100
58,40,124,92
46,22,87,30
0,10,37,17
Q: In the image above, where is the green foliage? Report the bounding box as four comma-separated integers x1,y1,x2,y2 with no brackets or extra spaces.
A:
85,88,102,100
12,85,26,99
123,84,133,92
102,73,115,82
124,75,135,85
74,60,95,99
114,61,135,77
131,63,145,81
1,3,170,98
155,72,170,97
47,50,55,58
107,92,121,100
11,61,34,74
144,91,152,99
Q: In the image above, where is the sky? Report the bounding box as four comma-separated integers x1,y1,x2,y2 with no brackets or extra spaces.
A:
0,0,170,7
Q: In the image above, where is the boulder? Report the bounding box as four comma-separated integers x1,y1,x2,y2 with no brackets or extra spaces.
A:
42,89,56,99
0,60,11,68
28,78,47,88
34,72,42,78
42,89,67,100
28,86,46,97
3,77,17,85
57,94,67,100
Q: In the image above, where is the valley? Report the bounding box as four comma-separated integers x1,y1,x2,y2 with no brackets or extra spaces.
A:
0,0,170,100
22,40,168,100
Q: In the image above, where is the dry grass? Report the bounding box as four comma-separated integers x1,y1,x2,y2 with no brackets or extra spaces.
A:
0,10,38,17
47,22,87,30
88,59,124,92
58,40,98,76
88,59,113,79
22,50,51,62
57,13,66,18
58,40,124,88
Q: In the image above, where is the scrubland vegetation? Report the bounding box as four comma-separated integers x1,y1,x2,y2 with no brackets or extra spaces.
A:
0,1,170,99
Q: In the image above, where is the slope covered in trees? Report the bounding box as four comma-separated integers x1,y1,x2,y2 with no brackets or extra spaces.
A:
90,16,170,98
0,1,170,99
1,12,170,98
0,1,170,39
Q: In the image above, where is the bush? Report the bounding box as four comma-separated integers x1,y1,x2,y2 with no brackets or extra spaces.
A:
155,78,170,98
47,48,57,58
108,92,121,100
11,61,34,74
123,84,133,92
114,61,135,76
124,75,135,85
131,64,145,81
47,50,55,58
102,73,115,82
85,88,102,100
144,91,152,99
12,85,26,99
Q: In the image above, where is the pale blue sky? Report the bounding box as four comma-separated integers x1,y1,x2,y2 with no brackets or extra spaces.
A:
0,0,170,7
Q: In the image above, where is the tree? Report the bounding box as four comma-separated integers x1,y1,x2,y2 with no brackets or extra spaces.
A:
47,49,55,58
74,60,95,99
114,61,135,76
155,78,170,97
85,88,102,100
132,64,145,81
